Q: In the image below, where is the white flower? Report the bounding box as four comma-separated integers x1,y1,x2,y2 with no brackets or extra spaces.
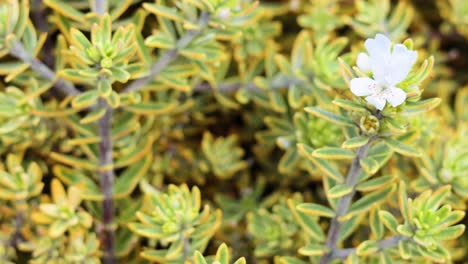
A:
217,7,231,19
350,34,418,110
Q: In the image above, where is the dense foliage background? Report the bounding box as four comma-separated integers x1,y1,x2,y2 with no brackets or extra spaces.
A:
0,0,466,263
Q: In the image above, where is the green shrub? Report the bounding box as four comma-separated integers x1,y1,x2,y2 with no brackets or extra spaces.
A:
0,0,466,263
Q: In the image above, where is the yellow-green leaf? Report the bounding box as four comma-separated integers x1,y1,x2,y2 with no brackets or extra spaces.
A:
327,184,353,199
297,203,335,218
384,138,421,157
312,147,355,160
342,136,369,149
305,106,355,126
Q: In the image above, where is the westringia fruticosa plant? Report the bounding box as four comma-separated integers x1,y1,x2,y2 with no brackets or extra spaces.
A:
0,0,466,263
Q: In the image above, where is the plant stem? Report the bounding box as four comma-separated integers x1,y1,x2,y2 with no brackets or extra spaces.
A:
319,137,375,264
97,98,115,264
123,11,211,93
332,235,408,259
193,73,314,93
93,3,115,263
9,42,81,96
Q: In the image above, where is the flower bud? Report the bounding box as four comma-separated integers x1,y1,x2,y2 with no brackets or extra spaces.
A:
100,57,113,68
360,115,380,136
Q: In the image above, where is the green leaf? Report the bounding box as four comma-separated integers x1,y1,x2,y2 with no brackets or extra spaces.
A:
49,220,69,238
346,253,359,264
398,240,412,259
194,251,207,264
143,3,185,22
115,227,138,257
379,210,399,233
287,199,325,242
114,135,154,168
98,79,112,97
356,175,394,192
274,54,293,76
105,91,120,108
145,32,175,49
402,98,441,115
278,257,309,264
298,244,329,257
312,147,355,160
384,138,421,157
297,144,344,182
359,157,380,175
270,92,287,113
80,108,106,124
425,185,451,211
304,107,355,126
379,251,393,264
332,99,365,111
100,14,112,44
341,185,395,220
44,0,85,22
214,92,239,110
398,182,411,221
356,240,379,256
128,223,164,239
49,152,97,170
215,243,229,264
113,155,152,199
384,118,407,134
297,203,335,218
339,215,363,241
70,28,92,50
0,116,27,134
342,136,369,149
279,148,300,173
60,69,94,84
110,67,131,83
370,208,383,239
288,84,302,108
53,165,103,201
327,184,353,199
433,225,465,240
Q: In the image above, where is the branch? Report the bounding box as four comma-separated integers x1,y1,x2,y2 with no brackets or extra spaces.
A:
319,137,376,264
97,98,116,264
9,41,81,96
93,3,114,263
193,73,314,93
123,11,211,93
332,235,408,259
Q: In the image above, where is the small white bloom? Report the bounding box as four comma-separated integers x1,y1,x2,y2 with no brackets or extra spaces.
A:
356,52,371,73
217,7,231,19
350,34,418,110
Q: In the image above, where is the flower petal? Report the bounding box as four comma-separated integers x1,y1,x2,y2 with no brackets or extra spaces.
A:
384,87,406,107
350,77,378,96
388,44,418,85
365,94,386,110
364,34,391,60
357,52,371,72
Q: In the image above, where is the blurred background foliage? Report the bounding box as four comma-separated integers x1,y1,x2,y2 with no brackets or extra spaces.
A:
0,0,467,263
